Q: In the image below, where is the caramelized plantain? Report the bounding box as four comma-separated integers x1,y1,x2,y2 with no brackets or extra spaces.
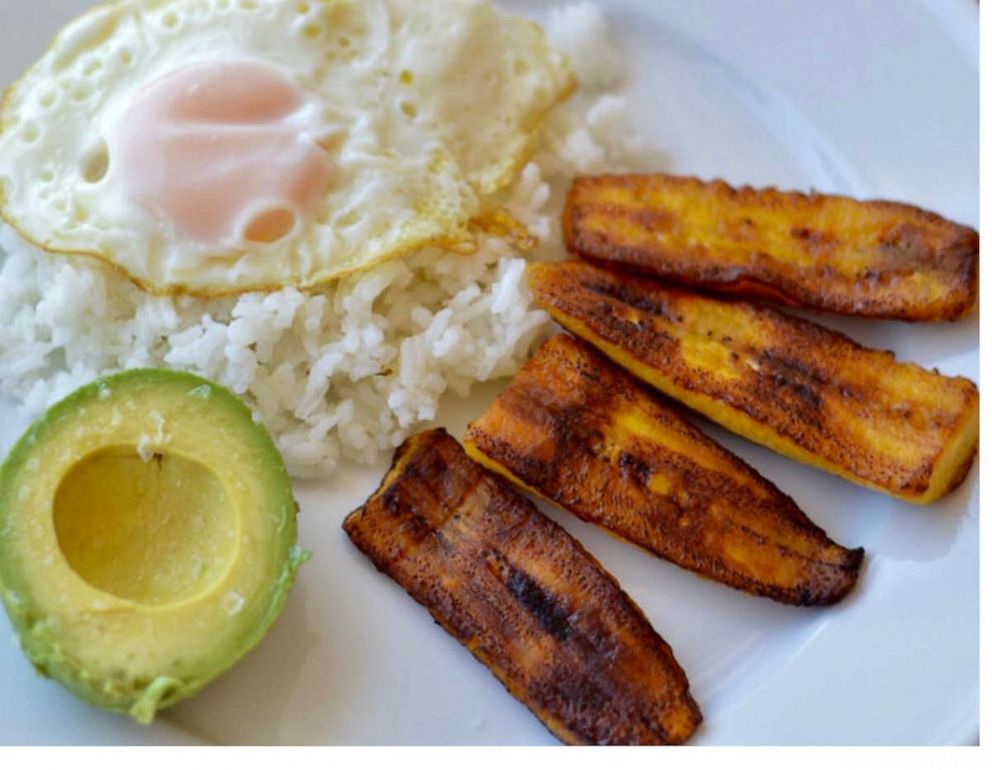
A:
528,261,979,504
465,334,863,605
343,428,702,745
563,174,978,321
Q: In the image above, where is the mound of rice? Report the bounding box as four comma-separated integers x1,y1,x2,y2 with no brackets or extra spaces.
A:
0,4,643,479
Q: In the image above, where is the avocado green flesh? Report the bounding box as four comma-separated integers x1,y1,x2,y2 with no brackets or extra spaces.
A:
0,369,308,723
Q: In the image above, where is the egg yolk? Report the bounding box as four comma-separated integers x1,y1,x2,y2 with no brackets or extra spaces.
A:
109,61,332,245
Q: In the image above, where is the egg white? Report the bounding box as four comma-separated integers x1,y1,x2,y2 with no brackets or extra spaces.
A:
0,0,574,295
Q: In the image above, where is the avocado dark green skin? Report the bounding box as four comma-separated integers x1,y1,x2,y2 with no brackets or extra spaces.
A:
0,368,308,723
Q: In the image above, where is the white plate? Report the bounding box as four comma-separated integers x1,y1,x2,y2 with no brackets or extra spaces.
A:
0,0,978,746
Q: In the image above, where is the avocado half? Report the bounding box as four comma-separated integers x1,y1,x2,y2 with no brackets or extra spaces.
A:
0,369,307,723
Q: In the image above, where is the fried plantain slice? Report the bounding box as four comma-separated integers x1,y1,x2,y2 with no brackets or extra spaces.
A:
465,333,863,605
343,428,702,745
562,174,978,321
528,261,979,504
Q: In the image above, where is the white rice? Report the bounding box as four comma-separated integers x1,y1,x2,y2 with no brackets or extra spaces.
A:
0,4,643,479
548,2,625,90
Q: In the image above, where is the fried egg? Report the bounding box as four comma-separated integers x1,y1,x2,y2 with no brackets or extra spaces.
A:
0,0,573,295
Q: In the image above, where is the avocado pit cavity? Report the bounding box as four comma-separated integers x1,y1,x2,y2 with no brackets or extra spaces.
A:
53,446,238,606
